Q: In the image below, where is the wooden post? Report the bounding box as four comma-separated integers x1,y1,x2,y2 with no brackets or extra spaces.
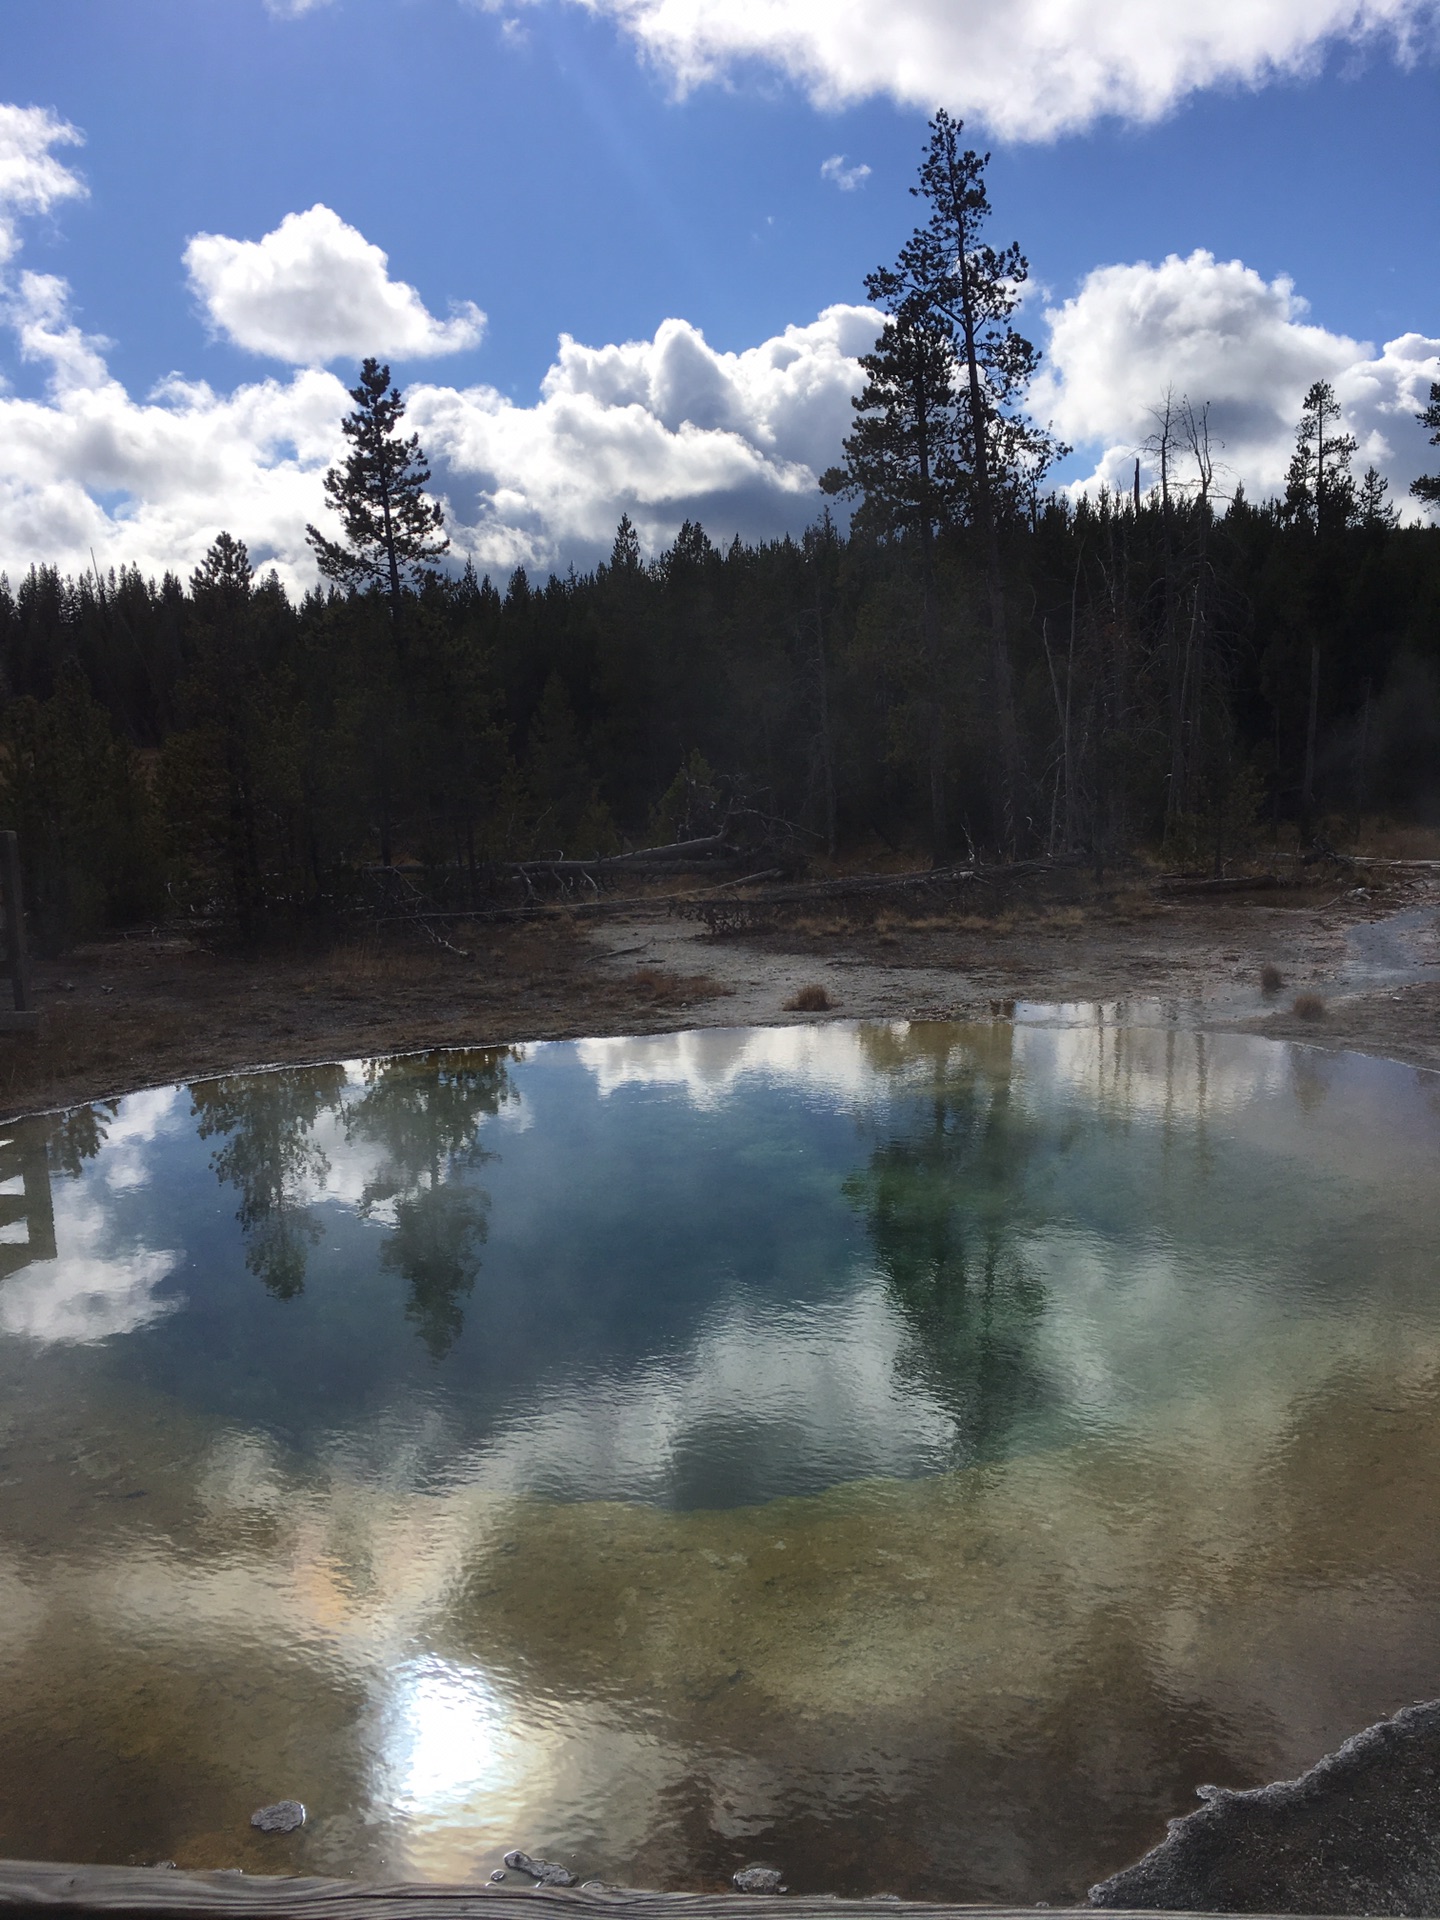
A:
0,831,31,1013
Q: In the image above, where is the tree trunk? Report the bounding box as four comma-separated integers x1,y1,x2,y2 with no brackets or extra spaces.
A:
953,247,1021,854
1301,642,1320,842
919,531,949,864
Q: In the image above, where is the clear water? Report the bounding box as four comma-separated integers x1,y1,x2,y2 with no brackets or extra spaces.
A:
1,1017,1439,1900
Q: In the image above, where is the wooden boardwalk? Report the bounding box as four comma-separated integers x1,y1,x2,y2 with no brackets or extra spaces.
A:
0,1860,1336,1920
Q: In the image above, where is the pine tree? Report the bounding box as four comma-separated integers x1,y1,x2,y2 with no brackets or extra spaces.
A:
609,513,643,572
1283,381,1358,837
911,111,1065,850
306,359,448,619
1412,382,1440,509
823,302,963,858
825,112,1062,855
1284,380,1357,534
1357,466,1398,531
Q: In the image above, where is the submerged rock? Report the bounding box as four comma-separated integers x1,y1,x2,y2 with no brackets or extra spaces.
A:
1090,1698,1440,1915
504,1849,576,1886
249,1800,306,1834
732,1866,786,1894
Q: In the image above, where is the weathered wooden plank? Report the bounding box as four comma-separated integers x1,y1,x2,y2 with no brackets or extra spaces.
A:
0,1860,1350,1920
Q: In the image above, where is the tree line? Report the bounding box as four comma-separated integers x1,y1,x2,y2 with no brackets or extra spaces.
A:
1,115,1438,949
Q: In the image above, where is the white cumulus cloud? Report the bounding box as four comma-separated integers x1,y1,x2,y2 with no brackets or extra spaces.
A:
0,103,85,265
0,272,351,593
1,132,1437,594
0,250,876,588
567,0,1438,138
820,154,871,191
184,204,486,366
1031,250,1440,517
413,305,879,570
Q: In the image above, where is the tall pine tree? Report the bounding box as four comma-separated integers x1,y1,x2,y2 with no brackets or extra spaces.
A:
306,359,449,622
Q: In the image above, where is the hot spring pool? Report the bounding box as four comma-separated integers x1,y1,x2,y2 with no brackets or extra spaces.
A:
0,1015,1438,1899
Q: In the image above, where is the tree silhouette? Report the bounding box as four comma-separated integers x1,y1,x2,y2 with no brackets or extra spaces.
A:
825,112,1062,856
306,359,448,622
1282,380,1359,838
1412,382,1440,509
825,301,963,859
1284,380,1358,536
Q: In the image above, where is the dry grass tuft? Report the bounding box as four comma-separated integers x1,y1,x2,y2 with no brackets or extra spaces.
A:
627,966,729,1007
1292,991,1327,1020
784,983,834,1013
1260,963,1285,994
324,941,443,991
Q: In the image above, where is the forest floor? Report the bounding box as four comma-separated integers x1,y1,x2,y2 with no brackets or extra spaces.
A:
2,861,1439,1121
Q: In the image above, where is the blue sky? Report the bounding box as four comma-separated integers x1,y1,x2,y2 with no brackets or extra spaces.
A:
0,0,1437,586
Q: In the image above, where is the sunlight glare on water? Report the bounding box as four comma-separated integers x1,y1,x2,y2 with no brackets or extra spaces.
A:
0,1016,1438,1899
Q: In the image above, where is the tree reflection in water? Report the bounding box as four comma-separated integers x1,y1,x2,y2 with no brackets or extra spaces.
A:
344,1049,516,1357
193,1066,348,1298
847,1023,1057,1463
44,1099,120,1178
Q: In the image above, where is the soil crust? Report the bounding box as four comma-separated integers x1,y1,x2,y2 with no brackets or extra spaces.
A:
3,868,1438,1122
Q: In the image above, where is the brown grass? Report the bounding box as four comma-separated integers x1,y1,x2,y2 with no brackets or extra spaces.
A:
783,983,834,1013
1261,963,1285,993
626,966,730,1007
1292,991,1327,1020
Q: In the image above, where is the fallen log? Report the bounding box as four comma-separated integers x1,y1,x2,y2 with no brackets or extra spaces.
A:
1150,874,1283,897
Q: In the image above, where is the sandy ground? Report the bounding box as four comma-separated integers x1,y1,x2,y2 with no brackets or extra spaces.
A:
2,868,1438,1122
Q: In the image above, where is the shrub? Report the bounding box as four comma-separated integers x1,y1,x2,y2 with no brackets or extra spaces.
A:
784,983,833,1012
1293,992,1326,1020
1261,963,1284,993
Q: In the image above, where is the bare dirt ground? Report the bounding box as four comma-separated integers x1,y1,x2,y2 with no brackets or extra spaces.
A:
2,865,1438,1122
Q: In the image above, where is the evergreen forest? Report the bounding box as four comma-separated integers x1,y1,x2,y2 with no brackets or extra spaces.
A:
2,115,1438,953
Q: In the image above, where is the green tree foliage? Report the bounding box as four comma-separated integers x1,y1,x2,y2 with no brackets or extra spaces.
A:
193,1065,348,1299
345,1049,516,1356
824,112,1063,855
0,656,162,951
160,533,310,936
306,358,448,616
2,407,1439,952
1283,380,1358,534
843,1024,1052,1461
1277,381,1364,836
1413,383,1440,509
823,304,963,859
522,672,618,857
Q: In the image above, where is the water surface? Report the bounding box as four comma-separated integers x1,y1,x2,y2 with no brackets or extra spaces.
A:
1,1017,1438,1899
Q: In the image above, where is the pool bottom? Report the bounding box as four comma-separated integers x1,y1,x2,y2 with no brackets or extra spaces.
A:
2,1343,1439,1902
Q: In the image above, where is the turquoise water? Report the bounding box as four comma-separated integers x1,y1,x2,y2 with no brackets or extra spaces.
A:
0,1017,1438,1899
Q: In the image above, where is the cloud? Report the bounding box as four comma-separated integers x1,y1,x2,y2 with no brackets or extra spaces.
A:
1031,250,1440,517
0,248,877,588
0,1178,179,1345
570,0,1439,138
0,103,85,265
1,152,1436,594
184,204,486,365
5,268,111,390
820,154,871,191
413,305,879,570
0,273,352,593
